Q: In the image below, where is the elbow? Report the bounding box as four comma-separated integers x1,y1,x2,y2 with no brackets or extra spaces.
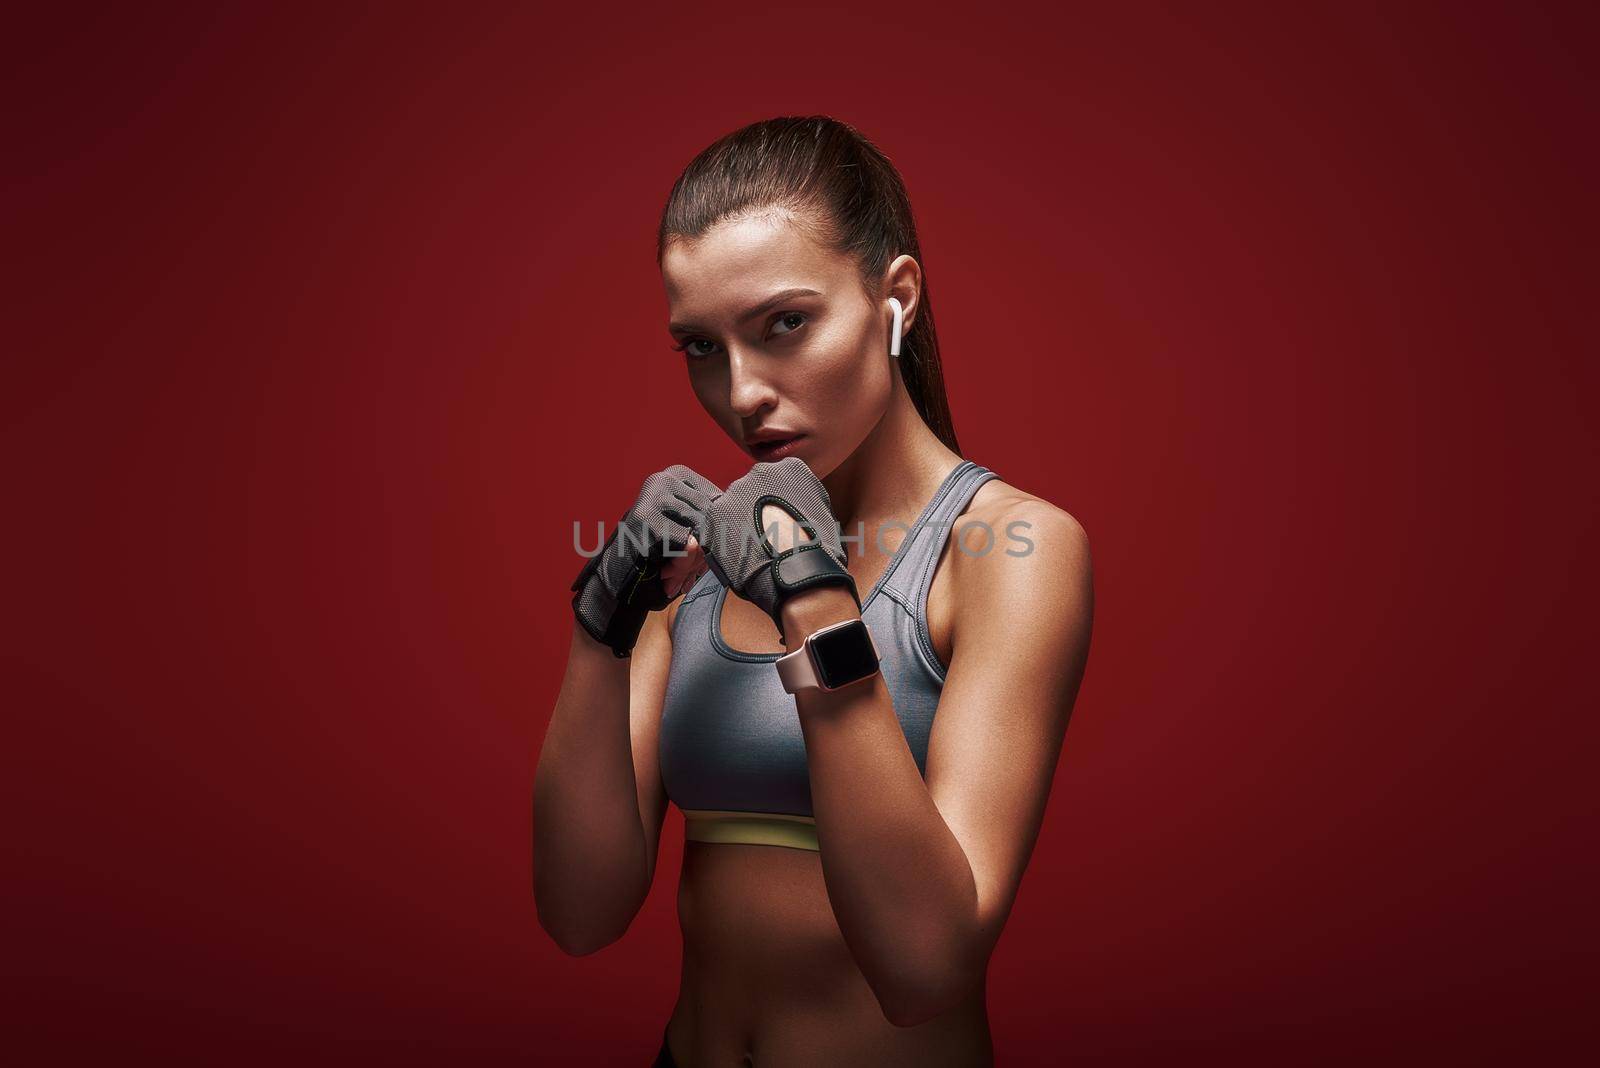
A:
533,871,636,956
543,925,619,959
535,900,629,957
875,971,978,1028
864,920,985,1023
870,949,986,1029
531,841,648,957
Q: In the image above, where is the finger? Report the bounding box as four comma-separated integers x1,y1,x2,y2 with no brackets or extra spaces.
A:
665,464,722,494
657,515,694,550
661,540,707,597
671,480,717,512
661,505,701,538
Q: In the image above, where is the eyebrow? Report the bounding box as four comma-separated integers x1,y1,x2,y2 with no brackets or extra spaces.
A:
668,287,822,335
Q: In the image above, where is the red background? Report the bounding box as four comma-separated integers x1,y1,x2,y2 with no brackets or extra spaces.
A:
5,2,1594,1063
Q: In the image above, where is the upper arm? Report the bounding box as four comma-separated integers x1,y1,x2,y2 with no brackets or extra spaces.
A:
628,603,676,879
923,500,1094,945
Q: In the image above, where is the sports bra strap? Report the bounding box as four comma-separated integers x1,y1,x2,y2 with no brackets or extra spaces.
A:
873,460,999,607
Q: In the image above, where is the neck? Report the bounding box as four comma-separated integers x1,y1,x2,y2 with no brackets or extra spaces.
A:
821,363,963,558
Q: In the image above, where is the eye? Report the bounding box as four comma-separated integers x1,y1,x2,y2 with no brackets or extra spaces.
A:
672,338,719,360
670,311,807,361
770,311,806,338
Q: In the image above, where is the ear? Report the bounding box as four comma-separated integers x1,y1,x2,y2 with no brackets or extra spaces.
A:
883,254,923,335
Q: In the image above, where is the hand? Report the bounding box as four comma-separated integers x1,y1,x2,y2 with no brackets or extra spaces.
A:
570,464,721,657
660,533,708,600
673,456,859,642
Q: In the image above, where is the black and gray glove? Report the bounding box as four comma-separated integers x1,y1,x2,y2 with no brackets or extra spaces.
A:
570,464,721,658
677,456,859,643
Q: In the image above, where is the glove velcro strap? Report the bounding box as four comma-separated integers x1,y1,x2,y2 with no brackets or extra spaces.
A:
598,600,650,658
572,581,649,659
771,544,860,609
570,523,658,659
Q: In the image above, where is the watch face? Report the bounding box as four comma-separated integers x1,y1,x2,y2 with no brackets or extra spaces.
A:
811,620,879,690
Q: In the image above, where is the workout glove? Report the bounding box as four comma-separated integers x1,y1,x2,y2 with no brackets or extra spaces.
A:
570,464,721,658
678,456,859,643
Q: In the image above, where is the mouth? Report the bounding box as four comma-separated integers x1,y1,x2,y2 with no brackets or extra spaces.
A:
747,434,807,461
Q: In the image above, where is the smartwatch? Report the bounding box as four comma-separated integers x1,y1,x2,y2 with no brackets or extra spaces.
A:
776,617,882,694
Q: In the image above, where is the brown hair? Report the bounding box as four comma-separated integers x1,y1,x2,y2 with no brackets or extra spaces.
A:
656,115,961,455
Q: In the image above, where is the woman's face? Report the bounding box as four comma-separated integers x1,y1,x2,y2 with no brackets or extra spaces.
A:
662,211,894,478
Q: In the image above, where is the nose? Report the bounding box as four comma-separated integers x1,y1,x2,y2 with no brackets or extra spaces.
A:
726,346,778,419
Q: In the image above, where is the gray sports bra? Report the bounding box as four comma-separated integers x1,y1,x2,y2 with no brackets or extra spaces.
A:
659,459,1000,851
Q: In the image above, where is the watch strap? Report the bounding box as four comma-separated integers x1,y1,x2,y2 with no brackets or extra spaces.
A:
775,640,819,693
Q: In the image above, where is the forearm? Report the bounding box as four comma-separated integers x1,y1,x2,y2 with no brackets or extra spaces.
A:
532,621,651,953
783,591,984,1025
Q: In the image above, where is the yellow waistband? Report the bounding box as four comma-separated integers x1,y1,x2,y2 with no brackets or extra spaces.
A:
681,809,819,852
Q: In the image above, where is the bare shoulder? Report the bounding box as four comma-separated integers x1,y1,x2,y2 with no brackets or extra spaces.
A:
954,478,1092,590
943,475,1093,701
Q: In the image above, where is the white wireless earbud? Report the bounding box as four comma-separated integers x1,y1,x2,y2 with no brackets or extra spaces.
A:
887,297,903,358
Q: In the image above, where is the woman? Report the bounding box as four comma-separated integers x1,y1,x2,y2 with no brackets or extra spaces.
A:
535,115,1093,1066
